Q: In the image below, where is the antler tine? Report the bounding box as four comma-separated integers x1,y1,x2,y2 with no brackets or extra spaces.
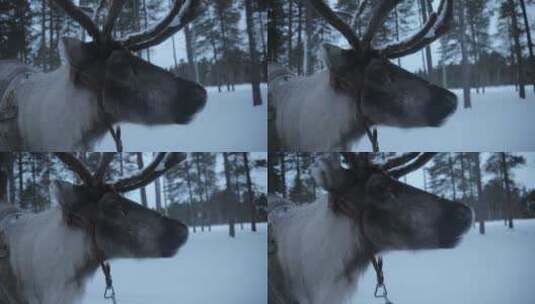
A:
101,0,127,40
381,0,453,58
94,153,115,184
362,0,402,46
112,153,187,192
55,153,94,186
307,0,361,50
388,153,437,178
381,152,420,171
121,0,202,51
50,0,100,41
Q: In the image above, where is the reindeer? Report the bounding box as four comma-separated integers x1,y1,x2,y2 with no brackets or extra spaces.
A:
269,0,458,151
268,153,473,304
0,152,188,304
0,0,207,151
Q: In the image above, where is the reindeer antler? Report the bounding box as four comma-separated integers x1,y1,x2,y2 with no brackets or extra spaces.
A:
50,0,101,41
55,153,95,186
50,0,202,51
307,0,452,58
112,153,186,192
119,0,203,51
55,153,186,192
340,152,436,179
381,153,437,178
379,0,453,58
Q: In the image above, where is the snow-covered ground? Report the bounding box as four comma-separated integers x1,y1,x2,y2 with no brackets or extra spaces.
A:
81,224,267,304
353,219,535,304
354,86,535,151
96,84,267,152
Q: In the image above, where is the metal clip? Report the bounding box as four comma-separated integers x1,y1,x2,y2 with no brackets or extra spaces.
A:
104,285,117,304
374,283,393,304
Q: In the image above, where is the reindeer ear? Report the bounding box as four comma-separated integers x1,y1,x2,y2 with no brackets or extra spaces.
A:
52,180,78,213
321,43,346,70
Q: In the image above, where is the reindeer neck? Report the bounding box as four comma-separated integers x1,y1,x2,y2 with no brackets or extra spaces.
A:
276,70,365,151
5,208,98,304
273,195,369,304
15,64,109,151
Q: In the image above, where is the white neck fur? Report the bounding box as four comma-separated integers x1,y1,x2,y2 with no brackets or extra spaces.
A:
6,207,95,304
15,64,104,151
272,195,367,304
271,70,362,151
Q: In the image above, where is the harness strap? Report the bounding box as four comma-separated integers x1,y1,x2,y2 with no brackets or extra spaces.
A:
68,213,118,304
97,90,123,152
71,67,123,152
329,194,394,304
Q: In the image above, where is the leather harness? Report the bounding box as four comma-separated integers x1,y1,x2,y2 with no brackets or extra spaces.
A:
66,211,117,303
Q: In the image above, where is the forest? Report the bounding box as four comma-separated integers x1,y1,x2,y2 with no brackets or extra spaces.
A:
269,153,535,233
268,0,535,107
0,152,268,237
0,0,267,105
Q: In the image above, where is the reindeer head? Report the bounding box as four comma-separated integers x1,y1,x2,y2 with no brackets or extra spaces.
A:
54,153,188,259
54,0,206,125
310,0,457,128
313,153,472,253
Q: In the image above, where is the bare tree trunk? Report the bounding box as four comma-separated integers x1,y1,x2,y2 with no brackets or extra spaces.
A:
242,153,257,232
297,2,303,75
459,0,472,108
448,153,457,201
136,153,148,207
142,0,151,62
500,153,514,229
245,0,263,106
194,154,205,232
184,160,196,233
518,0,535,92
304,1,313,76
288,0,293,68
223,153,236,238
471,153,485,234
509,0,526,99
419,0,433,82
41,0,47,71
184,25,200,82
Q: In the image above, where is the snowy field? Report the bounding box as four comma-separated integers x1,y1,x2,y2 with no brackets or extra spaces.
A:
96,84,267,152
81,224,267,304
354,86,535,151
353,219,535,304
